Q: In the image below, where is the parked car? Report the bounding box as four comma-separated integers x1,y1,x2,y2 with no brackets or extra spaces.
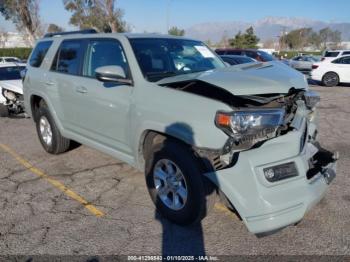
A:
0,56,22,64
0,63,26,117
311,55,350,86
23,30,337,234
289,55,320,73
215,48,276,62
321,50,350,61
220,55,255,65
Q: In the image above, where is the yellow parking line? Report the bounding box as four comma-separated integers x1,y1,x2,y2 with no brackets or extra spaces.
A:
214,203,238,220
0,144,105,217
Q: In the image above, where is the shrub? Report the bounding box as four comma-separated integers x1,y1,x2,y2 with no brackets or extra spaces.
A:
0,48,33,60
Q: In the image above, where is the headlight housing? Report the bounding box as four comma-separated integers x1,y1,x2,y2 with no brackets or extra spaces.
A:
215,108,285,144
304,90,320,109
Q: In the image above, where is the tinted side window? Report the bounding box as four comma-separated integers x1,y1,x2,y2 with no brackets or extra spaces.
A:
341,57,350,64
29,41,53,67
342,51,350,55
52,40,83,75
325,51,340,57
83,39,129,78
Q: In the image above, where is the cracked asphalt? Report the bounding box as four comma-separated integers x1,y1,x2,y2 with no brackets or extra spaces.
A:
0,85,349,256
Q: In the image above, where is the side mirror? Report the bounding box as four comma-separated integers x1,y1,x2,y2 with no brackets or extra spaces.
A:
95,66,132,85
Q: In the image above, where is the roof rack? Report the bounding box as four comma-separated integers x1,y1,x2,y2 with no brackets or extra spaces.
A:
44,29,97,38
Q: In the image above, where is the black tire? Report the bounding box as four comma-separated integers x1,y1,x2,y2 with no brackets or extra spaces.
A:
145,138,216,225
35,100,70,154
322,72,339,87
0,104,9,117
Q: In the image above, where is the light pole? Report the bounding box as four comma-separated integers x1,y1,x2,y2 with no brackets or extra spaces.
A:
166,0,173,33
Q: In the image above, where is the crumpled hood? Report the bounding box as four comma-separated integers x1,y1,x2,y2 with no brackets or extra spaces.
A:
157,61,308,95
0,80,23,95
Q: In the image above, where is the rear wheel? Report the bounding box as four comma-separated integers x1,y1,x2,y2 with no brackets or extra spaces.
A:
322,72,339,87
0,104,9,117
35,101,70,154
145,138,216,225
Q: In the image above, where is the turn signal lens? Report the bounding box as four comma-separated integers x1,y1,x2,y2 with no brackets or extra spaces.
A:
215,113,231,127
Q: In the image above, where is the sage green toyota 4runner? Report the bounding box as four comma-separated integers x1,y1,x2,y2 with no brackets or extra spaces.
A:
23,30,337,234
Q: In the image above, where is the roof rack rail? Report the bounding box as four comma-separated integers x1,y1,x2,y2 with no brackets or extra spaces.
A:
44,29,97,38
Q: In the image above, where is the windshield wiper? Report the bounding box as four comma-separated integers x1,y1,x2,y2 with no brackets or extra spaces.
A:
145,71,177,81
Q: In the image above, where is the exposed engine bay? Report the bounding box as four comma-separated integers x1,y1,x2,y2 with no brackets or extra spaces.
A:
1,88,25,115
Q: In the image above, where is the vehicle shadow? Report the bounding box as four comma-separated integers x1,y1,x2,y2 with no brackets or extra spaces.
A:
152,122,220,257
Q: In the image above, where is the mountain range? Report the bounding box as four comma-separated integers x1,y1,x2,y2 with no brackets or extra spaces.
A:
185,17,350,43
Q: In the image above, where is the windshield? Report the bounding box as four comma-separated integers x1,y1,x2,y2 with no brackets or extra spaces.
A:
129,38,225,82
0,66,25,80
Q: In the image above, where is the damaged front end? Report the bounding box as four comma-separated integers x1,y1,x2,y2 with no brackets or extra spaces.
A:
165,80,335,174
1,87,25,115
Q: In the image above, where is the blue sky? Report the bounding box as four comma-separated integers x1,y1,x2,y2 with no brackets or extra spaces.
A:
1,0,350,33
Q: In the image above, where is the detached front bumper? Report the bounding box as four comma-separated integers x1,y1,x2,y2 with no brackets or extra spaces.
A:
205,126,337,234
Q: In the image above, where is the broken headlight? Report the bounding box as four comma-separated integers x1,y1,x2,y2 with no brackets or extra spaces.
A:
215,108,285,144
304,90,320,109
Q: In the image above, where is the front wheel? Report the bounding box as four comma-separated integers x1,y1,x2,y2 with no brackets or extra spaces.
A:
145,138,216,225
322,72,339,87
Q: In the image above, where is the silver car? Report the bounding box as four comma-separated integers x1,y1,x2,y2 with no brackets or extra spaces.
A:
23,30,337,234
289,55,320,73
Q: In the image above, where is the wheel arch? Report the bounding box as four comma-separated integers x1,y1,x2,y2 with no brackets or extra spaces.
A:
322,71,340,84
137,129,195,170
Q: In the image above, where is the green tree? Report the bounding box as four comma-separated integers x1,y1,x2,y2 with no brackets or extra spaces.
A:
168,26,185,36
229,27,260,48
46,23,64,33
281,27,342,51
0,0,42,46
63,0,128,33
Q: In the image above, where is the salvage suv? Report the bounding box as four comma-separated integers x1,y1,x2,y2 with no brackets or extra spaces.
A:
23,30,337,234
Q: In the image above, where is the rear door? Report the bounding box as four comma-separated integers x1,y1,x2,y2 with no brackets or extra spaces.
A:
335,56,350,82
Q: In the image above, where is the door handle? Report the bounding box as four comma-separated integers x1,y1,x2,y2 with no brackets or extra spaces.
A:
76,86,88,94
40,80,55,86
45,81,55,86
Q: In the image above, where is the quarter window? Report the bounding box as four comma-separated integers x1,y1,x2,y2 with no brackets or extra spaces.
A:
29,41,53,67
83,39,129,78
52,40,83,75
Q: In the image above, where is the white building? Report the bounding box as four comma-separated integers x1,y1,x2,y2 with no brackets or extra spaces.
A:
0,32,30,48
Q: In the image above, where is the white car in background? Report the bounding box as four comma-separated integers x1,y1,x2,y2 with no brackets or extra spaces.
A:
0,56,22,64
0,63,26,117
322,50,350,62
311,55,350,87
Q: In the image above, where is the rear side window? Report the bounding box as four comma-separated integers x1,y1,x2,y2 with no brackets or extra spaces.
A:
333,56,350,64
325,51,340,57
51,40,83,75
342,51,350,55
29,41,52,67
